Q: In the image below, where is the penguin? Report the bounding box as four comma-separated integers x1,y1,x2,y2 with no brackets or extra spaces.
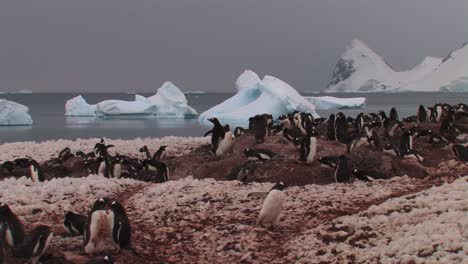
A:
0,223,5,264
64,211,87,236
452,144,468,162
205,117,225,154
244,148,276,161
334,112,348,142
347,135,375,153
12,225,53,264
378,111,389,128
138,146,151,160
439,110,455,134
83,198,111,254
257,182,286,227
383,143,400,157
58,147,73,162
234,127,246,137
86,255,114,264
26,159,45,182
96,156,111,178
108,201,132,251
278,115,293,130
153,145,167,160
214,124,233,156
283,128,302,148
326,114,336,140
389,107,399,121
402,149,424,162
299,130,318,163
0,203,25,247
385,121,405,138
333,155,351,183
353,168,384,182
225,162,254,182
355,113,365,132
252,115,269,143
0,161,14,173
110,156,122,179
141,159,170,183
13,158,30,168
429,103,443,122
398,129,415,155
317,156,339,169
417,105,427,123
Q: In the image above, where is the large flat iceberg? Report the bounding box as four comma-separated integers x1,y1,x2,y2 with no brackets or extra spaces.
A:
199,70,319,123
0,99,33,126
305,96,366,109
65,82,198,118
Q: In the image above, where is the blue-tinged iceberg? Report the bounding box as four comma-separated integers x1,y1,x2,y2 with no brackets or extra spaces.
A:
65,82,198,118
305,96,366,109
0,99,33,126
199,70,319,123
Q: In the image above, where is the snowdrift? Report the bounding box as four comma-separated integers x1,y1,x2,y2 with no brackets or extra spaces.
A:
65,82,198,118
0,99,33,126
199,70,319,123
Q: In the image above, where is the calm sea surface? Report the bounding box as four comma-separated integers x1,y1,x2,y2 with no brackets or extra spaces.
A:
0,93,467,143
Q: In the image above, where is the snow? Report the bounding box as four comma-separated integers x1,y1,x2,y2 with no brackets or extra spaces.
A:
324,39,443,93
65,95,97,117
65,82,198,118
305,96,366,109
287,176,468,263
0,99,33,126
0,136,209,162
199,70,319,124
402,43,468,92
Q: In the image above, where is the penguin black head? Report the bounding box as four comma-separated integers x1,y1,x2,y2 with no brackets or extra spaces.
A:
139,146,148,152
91,198,111,213
271,182,286,192
109,201,127,216
207,117,220,125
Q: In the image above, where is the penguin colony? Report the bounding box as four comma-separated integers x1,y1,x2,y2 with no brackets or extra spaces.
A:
0,102,467,262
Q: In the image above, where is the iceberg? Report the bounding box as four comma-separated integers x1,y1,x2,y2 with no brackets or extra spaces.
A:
199,70,319,123
305,96,366,110
65,82,198,118
0,99,33,126
65,95,97,117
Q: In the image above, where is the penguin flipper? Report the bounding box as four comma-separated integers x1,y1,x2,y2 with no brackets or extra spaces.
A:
203,130,213,137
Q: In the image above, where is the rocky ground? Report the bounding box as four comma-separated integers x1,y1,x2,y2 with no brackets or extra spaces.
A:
0,127,467,263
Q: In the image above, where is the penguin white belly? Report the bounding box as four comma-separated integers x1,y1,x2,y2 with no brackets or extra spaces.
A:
165,167,170,181
306,138,317,163
148,165,157,172
258,153,271,160
85,211,110,254
32,232,53,264
409,136,413,150
6,228,14,247
258,190,284,226
98,162,106,176
29,166,39,182
113,164,122,179
217,133,233,156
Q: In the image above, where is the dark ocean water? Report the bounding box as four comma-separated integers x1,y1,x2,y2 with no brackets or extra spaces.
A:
0,92,467,143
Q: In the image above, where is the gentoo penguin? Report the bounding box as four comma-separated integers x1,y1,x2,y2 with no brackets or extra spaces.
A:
278,115,293,130
138,146,151,160
205,117,226,154
429,103,443,122
355,113,365,132
244,148,276,161
398,129,415,155
83,198,111,254
452,144,468,162
96,156,111,178
27,159,45,182
383,143,400,157
108,201,132,251
258,182,286,227
86,255,114,264
439,110,455,134
0,203,25,247
352,168,380,182
234,127,246,137
225,162,254,182
318,156,340,169
389,107,399,122
110,156,122,179
64,211,87,236
417,105,427,123
402,149,424,162
327,114,336,140
141,159,170,182
252,115,269,143
334,112,348,142
385,121,405,138
333,155,351,183
153,145,167,160
347,135,375,153
378,111,389,128
299,129,318,163
12,225,53,264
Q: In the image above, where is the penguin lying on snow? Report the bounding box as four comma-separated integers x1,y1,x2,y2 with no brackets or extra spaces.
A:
257,182,286,227
244,148,276,161
86,255,114,264
12,225,53,264
0,203,25,248
352,168,383,182
64,211,87,236
452,144,468,162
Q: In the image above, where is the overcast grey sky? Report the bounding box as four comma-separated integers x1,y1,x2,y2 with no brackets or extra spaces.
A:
0,0,467,93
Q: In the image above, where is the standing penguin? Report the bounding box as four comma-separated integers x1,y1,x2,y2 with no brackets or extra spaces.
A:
417,105,427,123
398,130,415,155
0,203,25,248
429,103,443,122
63,211,87,236
138,146,151,160
355,113,365,132
389,107,399,122
27,159,45,182
326,114,336,140
110,156,122,179
108,201,132,251
333,155,351,183
257,182,286,227
252,115,269,143
12,225,53,264
299,129,318,163
216,125,234,156
83,198,111,254
334,112,348,142
153,146,167,160
205,118,225,154
141,159,170,183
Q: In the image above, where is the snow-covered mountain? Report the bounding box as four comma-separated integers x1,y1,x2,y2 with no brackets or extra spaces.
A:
323,39,468,92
